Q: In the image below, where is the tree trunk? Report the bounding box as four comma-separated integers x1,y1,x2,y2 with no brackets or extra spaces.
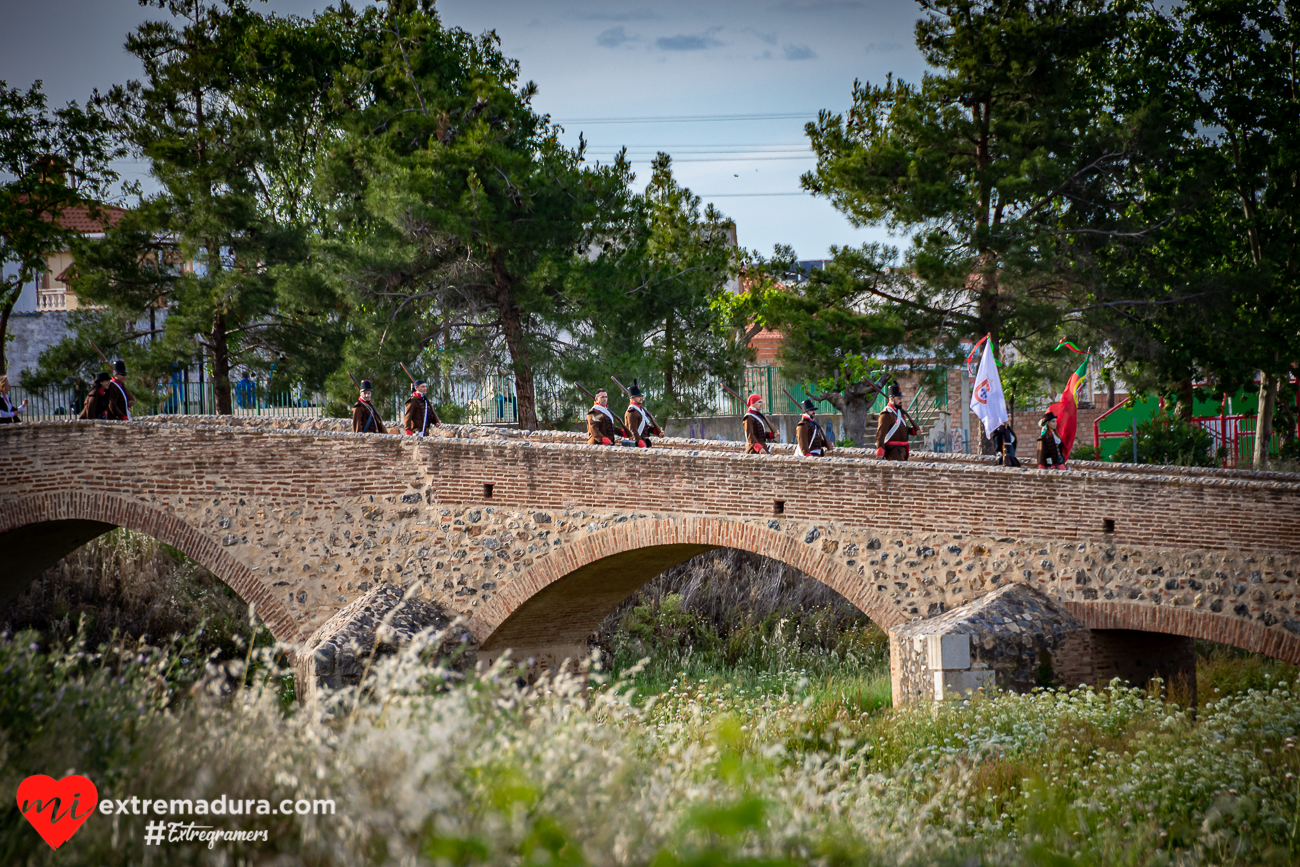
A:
210,311,233,415
1253,371,1278,469
1107,379,1115,409
821,379,876,447
1176,378,1194,421
663,315,676,404
0,297,12,376
491,257,537,430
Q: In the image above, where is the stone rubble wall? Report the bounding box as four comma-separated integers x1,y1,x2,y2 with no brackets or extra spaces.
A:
3,420,1300,681
296,583,477,703
890,584,1197,705
891,584,1094,703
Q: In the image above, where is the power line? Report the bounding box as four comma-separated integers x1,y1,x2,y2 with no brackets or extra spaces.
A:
586,154,816,164
696,192,809,197
585,148,812,155
580,142,808,148
556,111,813,124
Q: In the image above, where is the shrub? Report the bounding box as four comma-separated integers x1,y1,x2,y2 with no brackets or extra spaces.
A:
1068,442,1102,462
1111,412,1218,466
4,627,1300,866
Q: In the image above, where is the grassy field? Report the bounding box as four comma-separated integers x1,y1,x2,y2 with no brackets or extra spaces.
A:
3,536,1300,865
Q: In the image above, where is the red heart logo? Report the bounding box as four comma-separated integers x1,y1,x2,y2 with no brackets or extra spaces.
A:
17,774,99,850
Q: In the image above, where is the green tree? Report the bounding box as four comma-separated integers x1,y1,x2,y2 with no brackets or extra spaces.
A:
1083,0,1300,467
764,0,1150,440
42,0,347,412
729,245,899,445
315,0,632,430
570,154,746,418
0,82,117,375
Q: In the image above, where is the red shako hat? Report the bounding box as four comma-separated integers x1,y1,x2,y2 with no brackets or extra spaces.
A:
747,394,762,406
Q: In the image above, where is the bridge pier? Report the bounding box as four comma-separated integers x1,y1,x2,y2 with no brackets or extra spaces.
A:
890,585,1197,705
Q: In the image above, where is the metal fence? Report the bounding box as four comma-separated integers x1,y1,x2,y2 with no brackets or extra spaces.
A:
9,382,322,422
10,364,949,433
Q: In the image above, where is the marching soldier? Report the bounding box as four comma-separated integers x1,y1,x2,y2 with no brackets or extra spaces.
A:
403,379,441,436
352,379,387,434
104,360,134,421
875,383,917,460
623,380,662,448
795,398,833,457
743,394,776,454
1037,411,1066,469
587,387,626,444
79,372,112,420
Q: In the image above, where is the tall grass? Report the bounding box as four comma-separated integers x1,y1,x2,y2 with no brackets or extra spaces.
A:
1,528,266,659
594,549,892,711
3,625,1299,866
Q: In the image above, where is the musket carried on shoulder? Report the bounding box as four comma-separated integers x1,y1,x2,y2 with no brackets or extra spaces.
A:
720,382,747,413
576,381,632,444
726,382,778,452
610,375,661,438
87,340,111,368
783,386,830,454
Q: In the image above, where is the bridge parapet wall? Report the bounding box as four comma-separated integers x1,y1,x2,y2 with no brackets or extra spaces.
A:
130,414,1300,484
2,421,1299,663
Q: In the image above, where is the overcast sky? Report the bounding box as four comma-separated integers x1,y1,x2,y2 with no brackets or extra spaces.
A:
0,0,930,258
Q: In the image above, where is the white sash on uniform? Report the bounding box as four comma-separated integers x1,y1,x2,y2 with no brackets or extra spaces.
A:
883,408,905,443
796,414,825,456
111,380,132,420
629,404,653,435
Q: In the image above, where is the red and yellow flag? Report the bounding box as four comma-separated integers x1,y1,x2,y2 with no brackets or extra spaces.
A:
1049,355,1089,459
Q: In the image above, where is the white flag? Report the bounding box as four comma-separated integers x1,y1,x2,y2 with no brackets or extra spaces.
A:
969,340,1008,435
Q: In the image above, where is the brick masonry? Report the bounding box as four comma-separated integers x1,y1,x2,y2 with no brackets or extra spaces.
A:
3,418,1300,672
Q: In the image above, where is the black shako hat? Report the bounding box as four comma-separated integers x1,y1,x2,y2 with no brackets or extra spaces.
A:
1041,410,1057,422
360,379,373,391
413,379,427,390
112,359,127,375
628,379,643,398
888,382,903,398
801,398,816,412
94,372,112,384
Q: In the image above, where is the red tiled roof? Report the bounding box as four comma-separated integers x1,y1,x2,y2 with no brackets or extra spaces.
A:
48,203,127,233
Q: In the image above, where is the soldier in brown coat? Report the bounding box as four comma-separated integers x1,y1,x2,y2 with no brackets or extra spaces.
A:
403,380,441,436
795,399,832,457
79,372,111,420
623,380,662,448
587,388,625,444
352,379,387,434
875,383,917,460
104,360,134,421
743,394,775,454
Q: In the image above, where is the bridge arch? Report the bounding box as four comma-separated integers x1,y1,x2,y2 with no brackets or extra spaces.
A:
471,516,906,653
0,491,299,642
1065,600,1300,665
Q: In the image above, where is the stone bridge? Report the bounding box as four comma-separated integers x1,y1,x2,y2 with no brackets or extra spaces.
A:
3,418,1299,699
